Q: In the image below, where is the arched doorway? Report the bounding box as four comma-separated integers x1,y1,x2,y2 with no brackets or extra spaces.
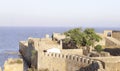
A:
107,32,112,37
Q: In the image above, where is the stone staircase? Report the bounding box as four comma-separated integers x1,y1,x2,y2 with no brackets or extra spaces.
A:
106,37,120,46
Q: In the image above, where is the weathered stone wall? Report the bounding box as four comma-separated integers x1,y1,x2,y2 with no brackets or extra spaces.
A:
38,52,104,71
92,56,120,71
112,31,120,41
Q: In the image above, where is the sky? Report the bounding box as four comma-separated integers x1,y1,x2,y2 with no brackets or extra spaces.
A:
0,0,120,27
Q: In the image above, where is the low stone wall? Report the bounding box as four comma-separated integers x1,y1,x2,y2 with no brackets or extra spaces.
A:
38,52,104,71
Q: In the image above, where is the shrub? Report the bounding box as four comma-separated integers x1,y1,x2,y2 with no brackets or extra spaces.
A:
94,45,103,53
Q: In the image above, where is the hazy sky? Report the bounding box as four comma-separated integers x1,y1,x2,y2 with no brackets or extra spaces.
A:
0,0,120,27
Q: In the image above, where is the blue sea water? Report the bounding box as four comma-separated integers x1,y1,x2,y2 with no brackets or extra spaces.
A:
0,27,71,52
0,27,119,68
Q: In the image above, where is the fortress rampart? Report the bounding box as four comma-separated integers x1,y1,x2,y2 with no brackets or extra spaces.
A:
19,36,105,71
38,52,104,71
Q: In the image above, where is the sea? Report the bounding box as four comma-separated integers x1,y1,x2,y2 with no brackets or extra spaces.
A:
0,27,120,69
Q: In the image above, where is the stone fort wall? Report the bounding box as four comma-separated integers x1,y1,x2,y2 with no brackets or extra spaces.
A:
19,38,105,71
38,52,104,71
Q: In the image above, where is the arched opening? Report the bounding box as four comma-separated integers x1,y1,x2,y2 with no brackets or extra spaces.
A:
107,32,112,37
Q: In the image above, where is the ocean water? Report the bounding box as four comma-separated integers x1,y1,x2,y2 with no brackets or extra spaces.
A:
0,27,119,68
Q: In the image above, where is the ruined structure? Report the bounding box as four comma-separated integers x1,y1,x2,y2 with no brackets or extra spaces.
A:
19,31,120,71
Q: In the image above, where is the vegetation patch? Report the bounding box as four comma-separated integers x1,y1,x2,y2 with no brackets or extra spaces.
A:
94,45,103,53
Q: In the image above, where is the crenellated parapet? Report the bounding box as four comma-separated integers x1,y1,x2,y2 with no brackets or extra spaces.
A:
44,52,93,64
40,52,105,71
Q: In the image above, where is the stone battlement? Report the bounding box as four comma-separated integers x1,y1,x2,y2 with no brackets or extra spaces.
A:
44,52,94,64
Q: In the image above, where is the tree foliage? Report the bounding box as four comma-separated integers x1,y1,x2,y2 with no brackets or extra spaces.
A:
64,28,83,48
63,28,102,48
83,28,102,47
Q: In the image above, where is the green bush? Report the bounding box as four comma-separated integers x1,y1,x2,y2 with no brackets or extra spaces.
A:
94,45,103,53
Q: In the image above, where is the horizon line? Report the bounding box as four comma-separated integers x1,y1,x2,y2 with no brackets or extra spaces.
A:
0,26,120,28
